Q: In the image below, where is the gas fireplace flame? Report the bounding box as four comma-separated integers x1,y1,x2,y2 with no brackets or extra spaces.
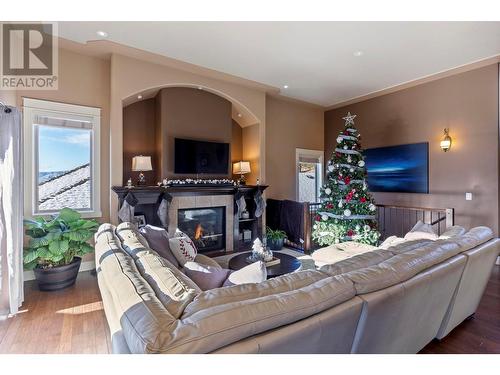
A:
194,224,203,240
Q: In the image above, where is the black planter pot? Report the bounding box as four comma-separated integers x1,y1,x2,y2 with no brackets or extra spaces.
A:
33,257,82,291
268,238,285,251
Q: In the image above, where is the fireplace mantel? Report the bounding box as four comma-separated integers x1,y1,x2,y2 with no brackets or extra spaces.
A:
112,184,268,256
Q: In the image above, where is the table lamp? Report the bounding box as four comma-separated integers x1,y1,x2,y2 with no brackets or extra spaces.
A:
132,155,152,186
233,161,251,185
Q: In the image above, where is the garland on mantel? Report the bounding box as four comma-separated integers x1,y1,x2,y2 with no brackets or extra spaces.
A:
159,178,237,187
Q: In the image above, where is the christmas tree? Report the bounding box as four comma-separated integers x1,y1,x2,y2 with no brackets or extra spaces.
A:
312,112,380,246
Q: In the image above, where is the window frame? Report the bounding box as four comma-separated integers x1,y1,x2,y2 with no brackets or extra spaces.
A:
23,98,101,218
295,148,324,203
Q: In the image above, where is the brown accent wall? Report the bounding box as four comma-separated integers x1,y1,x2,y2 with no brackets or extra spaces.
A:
242,124,261,185
325,64,500,234
123,87,243,182
231,120,243,164
122,99,159,185
266,95,324,200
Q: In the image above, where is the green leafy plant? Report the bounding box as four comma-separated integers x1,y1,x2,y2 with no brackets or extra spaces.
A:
266,227,287,241
23,208,99,270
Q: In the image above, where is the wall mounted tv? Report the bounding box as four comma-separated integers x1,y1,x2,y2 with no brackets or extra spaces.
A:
364,142,429,194
174,138,230,174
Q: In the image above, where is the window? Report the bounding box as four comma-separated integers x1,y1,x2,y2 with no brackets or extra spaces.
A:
296,148,324,203
23,98,101,217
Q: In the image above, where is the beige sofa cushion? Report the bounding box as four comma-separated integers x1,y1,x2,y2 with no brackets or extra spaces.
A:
451,226,494,251
438,225,466,239
319,249,394,276
345,240,462,294
385,238,434,254
135,252,201,318
183,269,328,317
94,226,179,354
114,223,201,318
166,275,356,353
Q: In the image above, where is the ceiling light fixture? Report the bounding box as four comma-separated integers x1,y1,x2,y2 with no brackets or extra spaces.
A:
96,31,108,38
283,85,289,89
198,86,203,90
237,113,242,118
137,95,143,100
353,51,364,57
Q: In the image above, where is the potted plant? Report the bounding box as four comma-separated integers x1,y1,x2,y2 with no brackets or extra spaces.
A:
266,227,287,251
23,207,99,291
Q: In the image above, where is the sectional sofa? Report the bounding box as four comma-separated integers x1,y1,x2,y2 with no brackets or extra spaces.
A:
94,222,499,354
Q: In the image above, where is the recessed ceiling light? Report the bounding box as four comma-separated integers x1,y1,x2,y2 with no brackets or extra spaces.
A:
137,95,143,100
237,113,242,118
198,86,203,90
353,51,364,57
96,31,108,38
283,85,289,89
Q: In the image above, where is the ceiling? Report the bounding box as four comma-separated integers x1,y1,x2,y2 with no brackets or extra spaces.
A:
58,22,500,107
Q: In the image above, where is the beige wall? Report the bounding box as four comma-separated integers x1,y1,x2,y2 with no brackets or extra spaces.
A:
242,124,261,185
265,95,324,200
2,48,112,223
325,64,500,234
109,53,267,223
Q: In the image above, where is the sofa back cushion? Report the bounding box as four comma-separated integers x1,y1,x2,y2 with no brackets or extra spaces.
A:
345,239,462,294
451,226,494,251
114,222,201,318
386,238,434,254
182,269,328,318
438,225,466,239
319,249,394,276
404,220,438,241
94,225,179,354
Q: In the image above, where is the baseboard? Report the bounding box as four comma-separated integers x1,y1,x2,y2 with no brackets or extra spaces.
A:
23,260,96,282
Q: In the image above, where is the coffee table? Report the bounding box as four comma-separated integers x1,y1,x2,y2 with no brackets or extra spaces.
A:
228,252,301,279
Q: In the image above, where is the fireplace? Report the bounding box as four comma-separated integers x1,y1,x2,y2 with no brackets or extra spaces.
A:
177,206,226,253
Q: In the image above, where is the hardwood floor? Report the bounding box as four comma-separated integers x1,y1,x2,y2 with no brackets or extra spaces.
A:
0,271,111,354
420,264,500,354
1,266,498,354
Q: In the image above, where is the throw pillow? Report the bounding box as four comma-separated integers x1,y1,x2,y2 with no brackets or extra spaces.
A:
169,236,198,266
379,235,406,249
223,261,267,286
183,262,231,291
139,225,180,268
404,220,438,241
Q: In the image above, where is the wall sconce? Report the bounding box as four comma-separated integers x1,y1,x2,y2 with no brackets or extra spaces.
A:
440,128,452,152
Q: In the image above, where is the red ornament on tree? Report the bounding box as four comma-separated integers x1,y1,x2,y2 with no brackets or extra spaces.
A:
315,215,321,222
347,229,355,237
344,176,351,185
360,197,367,203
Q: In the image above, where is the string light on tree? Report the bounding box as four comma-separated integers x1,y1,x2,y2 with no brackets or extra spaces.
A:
312,113,380,246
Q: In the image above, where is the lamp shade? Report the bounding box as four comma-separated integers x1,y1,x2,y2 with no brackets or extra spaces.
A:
132,155,153,171
233,161,251,175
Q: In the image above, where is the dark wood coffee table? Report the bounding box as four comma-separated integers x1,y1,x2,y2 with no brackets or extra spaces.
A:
228,252,301,279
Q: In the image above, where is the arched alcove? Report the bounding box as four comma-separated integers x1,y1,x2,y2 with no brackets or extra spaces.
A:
122,85,260,186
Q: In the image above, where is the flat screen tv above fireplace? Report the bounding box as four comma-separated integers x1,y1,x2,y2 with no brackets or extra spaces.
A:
174,138,229,174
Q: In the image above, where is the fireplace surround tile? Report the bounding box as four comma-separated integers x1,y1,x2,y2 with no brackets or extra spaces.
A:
168,194,234,252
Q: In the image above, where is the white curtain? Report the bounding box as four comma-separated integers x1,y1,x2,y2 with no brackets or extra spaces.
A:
0,107,23,318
